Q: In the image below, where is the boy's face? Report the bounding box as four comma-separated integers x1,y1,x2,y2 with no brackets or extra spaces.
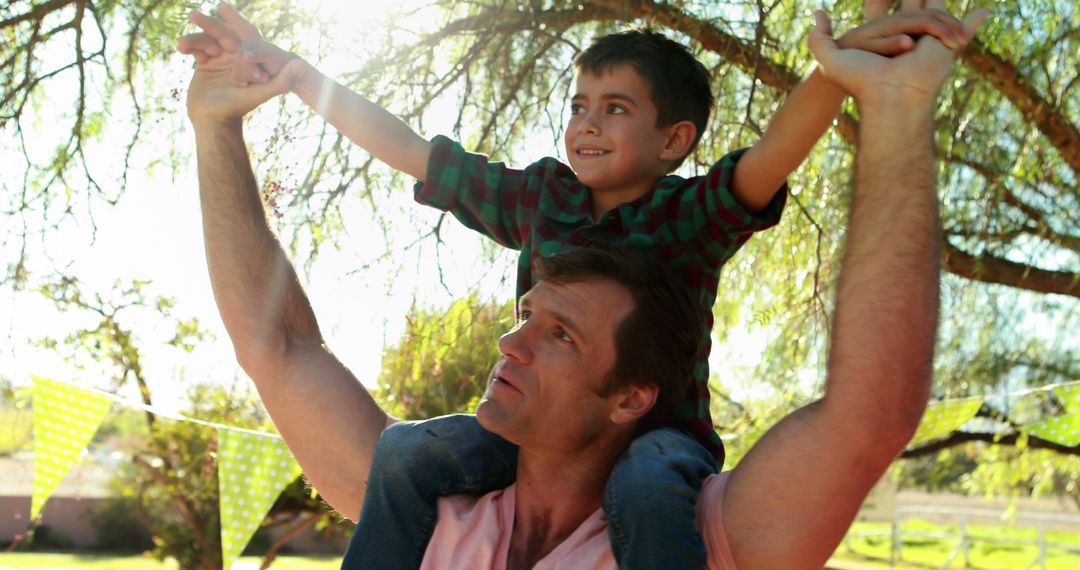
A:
565,64,674,198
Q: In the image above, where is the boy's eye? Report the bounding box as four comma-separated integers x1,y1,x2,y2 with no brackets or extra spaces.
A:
607,103,626,115
570,103,584,115
555,328,574,344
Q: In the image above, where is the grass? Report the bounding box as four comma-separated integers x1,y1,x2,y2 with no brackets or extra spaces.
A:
4,520,1079,569
833,519,1080,570
0,553,342,569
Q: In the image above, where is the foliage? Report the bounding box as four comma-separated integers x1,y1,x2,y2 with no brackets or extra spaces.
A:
375,295,515,420
4,0,1078,510
28,277,347,569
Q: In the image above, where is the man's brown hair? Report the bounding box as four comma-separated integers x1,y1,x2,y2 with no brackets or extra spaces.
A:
534,247,705,432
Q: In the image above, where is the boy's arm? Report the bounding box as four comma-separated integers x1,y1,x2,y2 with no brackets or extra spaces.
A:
284,62,433,180
185,4,432,180
730,6,969,213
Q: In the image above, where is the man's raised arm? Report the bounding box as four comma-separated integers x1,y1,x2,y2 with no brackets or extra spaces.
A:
715,2,987,568
184,34,391,521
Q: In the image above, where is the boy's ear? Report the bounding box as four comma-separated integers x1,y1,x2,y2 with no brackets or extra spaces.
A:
610,382,659,425
658,120,697,163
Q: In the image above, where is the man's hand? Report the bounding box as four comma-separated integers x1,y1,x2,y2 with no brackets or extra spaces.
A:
810,0,988,109
177,2,305,125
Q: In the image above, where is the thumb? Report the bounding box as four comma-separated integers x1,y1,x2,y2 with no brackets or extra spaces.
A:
960,8,990,44
807,10,839,67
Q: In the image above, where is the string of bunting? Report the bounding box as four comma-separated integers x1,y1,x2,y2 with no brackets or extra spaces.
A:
27,376,1080,566
28,376,301,570
907,381,1080,448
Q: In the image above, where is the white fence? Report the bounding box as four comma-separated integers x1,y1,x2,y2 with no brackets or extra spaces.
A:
844,505,1080,570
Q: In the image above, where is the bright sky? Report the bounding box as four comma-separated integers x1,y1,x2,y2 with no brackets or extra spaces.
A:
0,0,771,416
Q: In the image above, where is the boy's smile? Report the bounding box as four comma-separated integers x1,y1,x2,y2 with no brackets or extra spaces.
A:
565,64,677,215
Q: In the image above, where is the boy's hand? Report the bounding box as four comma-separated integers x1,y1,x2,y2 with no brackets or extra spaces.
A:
179,3,301,86
809,1,988,109
836,7,969,56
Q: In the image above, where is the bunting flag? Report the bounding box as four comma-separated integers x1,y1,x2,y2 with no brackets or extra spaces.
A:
30,376,113,520
908,397,984,447
217,428,303,570
1023,385,1080,447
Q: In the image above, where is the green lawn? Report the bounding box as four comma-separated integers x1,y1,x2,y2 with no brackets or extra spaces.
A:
0,553,341,569
4,519,1080,569
833,519,1080,570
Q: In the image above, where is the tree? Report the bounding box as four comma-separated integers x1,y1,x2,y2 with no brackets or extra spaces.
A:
375,295,515,420
5,0,1077,502
31,277,349,568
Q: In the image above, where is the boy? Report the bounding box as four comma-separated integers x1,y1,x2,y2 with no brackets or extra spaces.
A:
180,3,967,567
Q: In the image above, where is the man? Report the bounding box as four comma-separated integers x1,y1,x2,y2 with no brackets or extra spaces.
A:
183,0,986,567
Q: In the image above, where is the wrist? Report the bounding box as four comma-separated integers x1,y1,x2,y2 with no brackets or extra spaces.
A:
855,86,936,121
191,117,245,143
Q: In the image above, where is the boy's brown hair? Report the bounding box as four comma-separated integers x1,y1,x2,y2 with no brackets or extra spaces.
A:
575,28,714,170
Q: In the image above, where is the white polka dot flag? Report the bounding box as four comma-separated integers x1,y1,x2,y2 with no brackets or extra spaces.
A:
30,376,113,520
908,397,984,447
1024,386,1080,447
217,427,302,570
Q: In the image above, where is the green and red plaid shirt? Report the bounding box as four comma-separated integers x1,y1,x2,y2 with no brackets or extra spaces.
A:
414,135,786,464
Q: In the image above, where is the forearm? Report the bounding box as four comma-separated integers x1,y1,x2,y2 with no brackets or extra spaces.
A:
733,68,846,211
293,66,432,180
826,99,939,445
195,122,311,357
194,121,388,517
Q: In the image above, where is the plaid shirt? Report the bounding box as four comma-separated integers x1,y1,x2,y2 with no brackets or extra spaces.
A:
414,135,786,463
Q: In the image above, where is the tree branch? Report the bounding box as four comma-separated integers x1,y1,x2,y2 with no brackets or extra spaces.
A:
942,240,1080,298
901,430,1080,458
0,0,74,30
963,40,1080,176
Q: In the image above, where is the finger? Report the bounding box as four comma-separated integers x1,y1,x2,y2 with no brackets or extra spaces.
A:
240,39,295,76
901,0,923,12
961,8,990,43
177,33,224,57
878,12,963,49
864,0,888,21
807,11,839,66
218,2,261,40
189,10,242,51
863,35,916,56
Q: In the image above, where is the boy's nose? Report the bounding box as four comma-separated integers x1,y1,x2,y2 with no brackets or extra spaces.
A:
577,112,601,135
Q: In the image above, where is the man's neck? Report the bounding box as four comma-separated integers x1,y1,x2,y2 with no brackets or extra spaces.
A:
506,440,627,569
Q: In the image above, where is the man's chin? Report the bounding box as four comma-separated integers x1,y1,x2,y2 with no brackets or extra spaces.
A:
475,398,514,440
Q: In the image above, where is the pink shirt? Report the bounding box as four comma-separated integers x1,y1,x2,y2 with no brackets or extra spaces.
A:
420,472,737,570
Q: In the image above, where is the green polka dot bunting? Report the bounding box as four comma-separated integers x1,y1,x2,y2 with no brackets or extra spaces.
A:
1024,386,1080,447
217,428,302,570
908,398,983,447
31,376,113,520
1056,385,1080,414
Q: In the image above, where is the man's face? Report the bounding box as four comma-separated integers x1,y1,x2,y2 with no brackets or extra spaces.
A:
476,278,635,451
564,64,673,196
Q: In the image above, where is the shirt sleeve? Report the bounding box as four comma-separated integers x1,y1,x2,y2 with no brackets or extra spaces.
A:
414,135,552,251
697,472,739,570
653,148,787,265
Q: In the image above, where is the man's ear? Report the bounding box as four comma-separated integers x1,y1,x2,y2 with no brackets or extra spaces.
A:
610,382,659,425
658,120,697,164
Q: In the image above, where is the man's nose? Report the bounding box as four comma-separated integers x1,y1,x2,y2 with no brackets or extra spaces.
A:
498,321,534,364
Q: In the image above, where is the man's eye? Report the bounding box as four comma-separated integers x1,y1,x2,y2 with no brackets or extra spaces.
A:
556,328,574,343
